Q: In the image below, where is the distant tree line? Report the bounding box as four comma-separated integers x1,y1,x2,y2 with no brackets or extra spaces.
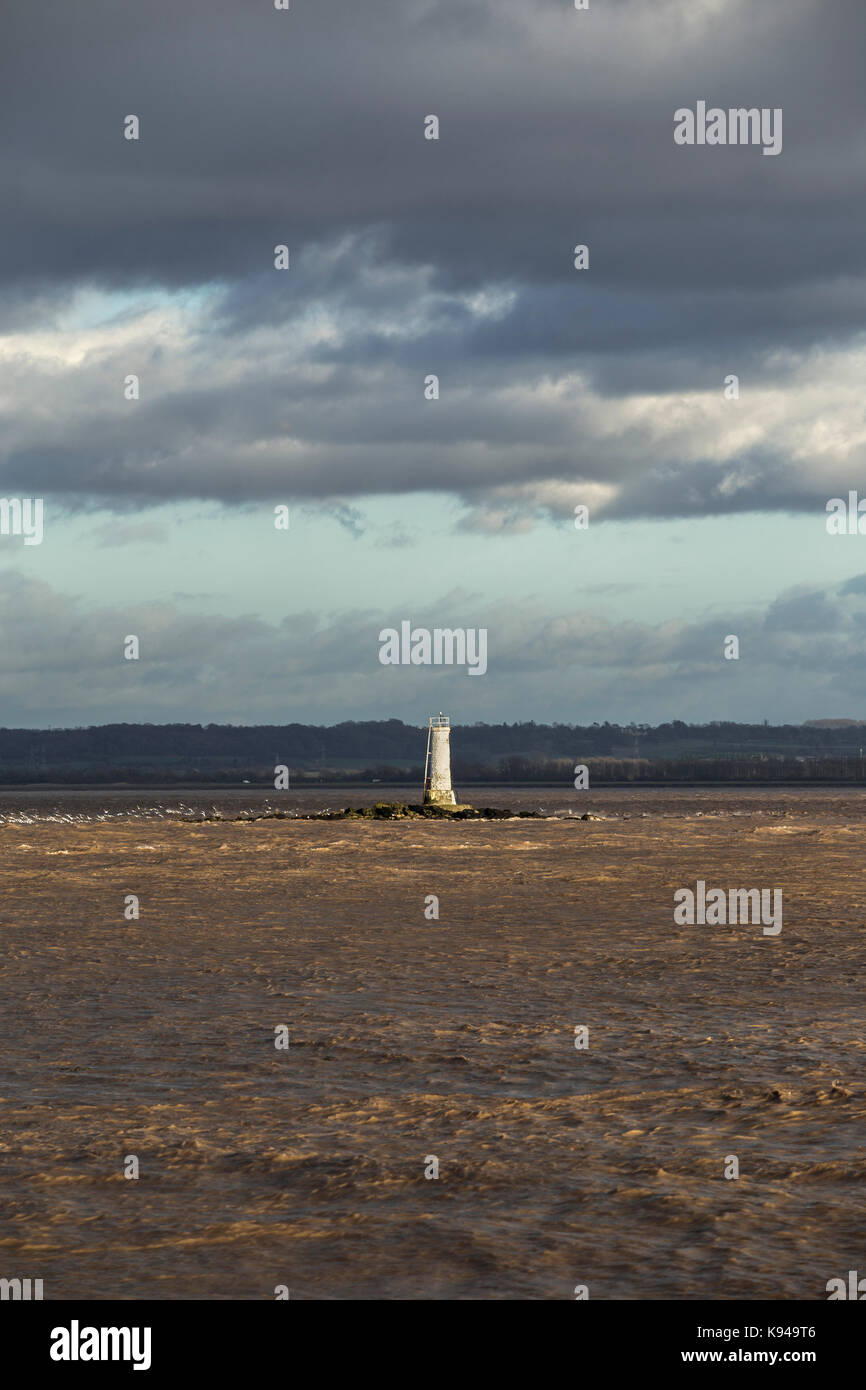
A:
2,718,866,784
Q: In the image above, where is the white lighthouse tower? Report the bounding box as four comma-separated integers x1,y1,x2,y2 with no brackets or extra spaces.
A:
423,713,457,807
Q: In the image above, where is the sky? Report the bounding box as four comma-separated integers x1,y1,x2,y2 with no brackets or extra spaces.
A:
1,0,865,728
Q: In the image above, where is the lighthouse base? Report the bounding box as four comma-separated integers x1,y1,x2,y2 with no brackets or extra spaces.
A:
423,788,458,807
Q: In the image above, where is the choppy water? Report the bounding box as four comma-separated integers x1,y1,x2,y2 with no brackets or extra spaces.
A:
1,787,864,1299
1,781,864,824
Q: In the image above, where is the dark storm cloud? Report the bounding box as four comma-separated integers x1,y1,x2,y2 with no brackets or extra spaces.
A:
1,0,865,518
3,0,861,290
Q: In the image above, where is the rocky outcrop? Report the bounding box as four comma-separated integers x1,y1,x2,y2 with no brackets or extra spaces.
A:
312,801,543,821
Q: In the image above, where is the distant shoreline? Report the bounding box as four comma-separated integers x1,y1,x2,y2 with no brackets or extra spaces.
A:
2,779,866,792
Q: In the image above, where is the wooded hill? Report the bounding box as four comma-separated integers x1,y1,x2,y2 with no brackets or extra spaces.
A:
3,719,866,784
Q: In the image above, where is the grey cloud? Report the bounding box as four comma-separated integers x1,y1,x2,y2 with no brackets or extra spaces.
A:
3,0,864,300
1,569,865,727
1,0,864,523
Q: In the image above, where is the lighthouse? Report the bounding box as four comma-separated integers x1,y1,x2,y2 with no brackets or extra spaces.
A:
423,713,457,807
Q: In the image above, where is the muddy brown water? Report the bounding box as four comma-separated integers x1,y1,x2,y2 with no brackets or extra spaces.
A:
1,787,863,1299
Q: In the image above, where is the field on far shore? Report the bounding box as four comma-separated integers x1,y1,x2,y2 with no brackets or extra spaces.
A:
1,786,864,1299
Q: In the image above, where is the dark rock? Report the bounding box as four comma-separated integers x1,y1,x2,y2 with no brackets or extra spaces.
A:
308,801,545,821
